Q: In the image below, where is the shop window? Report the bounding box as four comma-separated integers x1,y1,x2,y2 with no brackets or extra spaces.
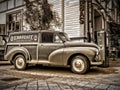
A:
7,11,22,33
8,0,14,9
0,24,5,35
15,0,23,7
0,2,7,12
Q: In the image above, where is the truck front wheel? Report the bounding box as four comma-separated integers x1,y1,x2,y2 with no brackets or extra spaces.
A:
14,55,27,70
71,55,89,74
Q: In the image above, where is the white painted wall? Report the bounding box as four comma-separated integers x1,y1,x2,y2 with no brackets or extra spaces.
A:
48,0,62,31
0,13,6,24
64,0,80,38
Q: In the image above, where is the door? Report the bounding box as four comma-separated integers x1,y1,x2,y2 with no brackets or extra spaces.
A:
97,31,108,67
38,32,64,60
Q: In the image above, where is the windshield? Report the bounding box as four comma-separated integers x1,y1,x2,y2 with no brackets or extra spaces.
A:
59,32,70,42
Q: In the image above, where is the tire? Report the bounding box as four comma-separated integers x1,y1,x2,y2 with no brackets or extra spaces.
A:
71,55,89,74
14,55,27,70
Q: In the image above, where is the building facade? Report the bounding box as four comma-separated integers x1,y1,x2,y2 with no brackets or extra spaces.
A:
0,0,120,57
86,0,120,58
0,0,81,38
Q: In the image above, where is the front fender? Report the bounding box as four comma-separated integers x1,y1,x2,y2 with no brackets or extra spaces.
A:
63,47,96,65
48,47,96,66
4,47,30,61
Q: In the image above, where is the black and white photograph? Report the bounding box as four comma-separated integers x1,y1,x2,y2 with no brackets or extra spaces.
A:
0,0,120,90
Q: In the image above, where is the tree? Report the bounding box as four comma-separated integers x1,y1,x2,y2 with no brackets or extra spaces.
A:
24,0,61,30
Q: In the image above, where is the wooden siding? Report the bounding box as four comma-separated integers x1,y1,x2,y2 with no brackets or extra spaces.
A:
48,0,62,31
64,0,80,37
49,0,80,37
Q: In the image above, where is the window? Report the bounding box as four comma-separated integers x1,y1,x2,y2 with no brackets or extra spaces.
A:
15,0,23,7
8,0,14,9
54,34,62,43
59,32,70,41
41,32,63,43
0,2,7,12
42,32,54,43
0,24,5,35
6,10,22,33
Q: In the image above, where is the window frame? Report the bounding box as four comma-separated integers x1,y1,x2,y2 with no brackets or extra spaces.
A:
41,32,54,43
40,32,63,44
6,9,23,34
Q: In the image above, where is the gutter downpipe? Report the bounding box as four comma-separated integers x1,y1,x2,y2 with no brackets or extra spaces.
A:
84,0,91,42
62,0,64,32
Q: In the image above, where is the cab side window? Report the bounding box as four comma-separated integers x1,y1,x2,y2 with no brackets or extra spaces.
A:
54,35,62,43
42,32,54,43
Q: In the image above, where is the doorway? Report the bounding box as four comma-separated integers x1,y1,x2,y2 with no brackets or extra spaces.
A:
94,10,102,44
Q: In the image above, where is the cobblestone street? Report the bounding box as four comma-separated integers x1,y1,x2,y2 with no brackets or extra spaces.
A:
3,79,120,90
0,59,120,90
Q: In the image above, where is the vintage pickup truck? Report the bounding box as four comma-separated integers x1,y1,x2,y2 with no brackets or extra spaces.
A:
4,30,103,74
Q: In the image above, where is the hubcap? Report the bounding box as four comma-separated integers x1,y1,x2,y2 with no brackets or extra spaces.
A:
16,57,24,69
73,58,85,72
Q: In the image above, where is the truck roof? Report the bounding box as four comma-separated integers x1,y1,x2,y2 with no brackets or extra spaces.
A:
9,30,62,35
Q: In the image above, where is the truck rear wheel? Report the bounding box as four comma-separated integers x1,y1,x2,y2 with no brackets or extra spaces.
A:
71,55,89,74
14,55,27,70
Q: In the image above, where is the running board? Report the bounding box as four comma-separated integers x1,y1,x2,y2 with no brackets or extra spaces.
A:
27,60,49,64
91,62,103,65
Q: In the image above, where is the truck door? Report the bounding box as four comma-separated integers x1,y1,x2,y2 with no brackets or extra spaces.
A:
38,32,64,60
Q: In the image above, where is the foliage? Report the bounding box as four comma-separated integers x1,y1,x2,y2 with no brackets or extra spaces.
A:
24,0,61,30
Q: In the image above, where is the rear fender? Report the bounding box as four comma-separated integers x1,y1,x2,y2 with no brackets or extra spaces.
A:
5,47,30,62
